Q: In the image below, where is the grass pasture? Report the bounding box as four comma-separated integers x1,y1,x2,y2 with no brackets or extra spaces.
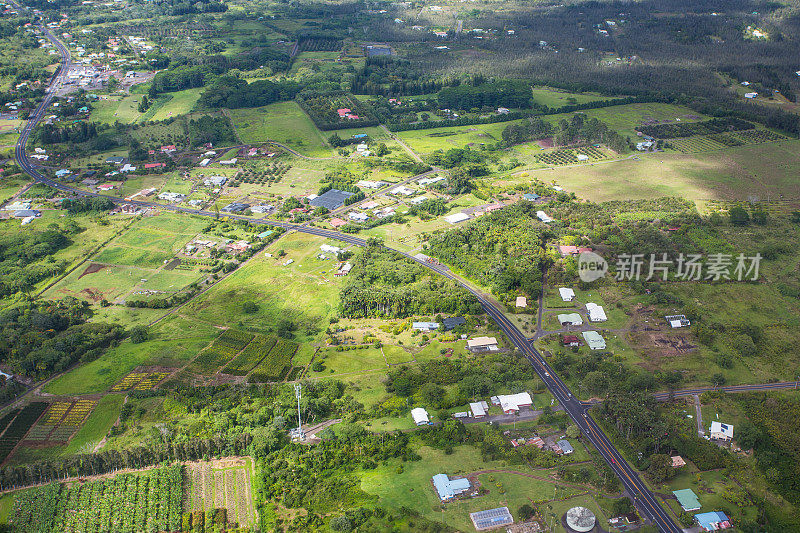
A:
227,101,334,157
501,139,800,207
360,444,586,532
531,86,622,108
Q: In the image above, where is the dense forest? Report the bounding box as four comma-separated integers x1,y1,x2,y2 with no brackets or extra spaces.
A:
339,244,481,318
426,203,551,299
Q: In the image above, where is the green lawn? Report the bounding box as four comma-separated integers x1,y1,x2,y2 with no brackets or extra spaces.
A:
361,444,585,532
148,88,203,121
227,101,334,157
531,86,622,108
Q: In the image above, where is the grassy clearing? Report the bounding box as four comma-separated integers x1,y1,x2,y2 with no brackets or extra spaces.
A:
182,232,343,343
148,88,202,121
360,444,584,532
531,86,622,108
499,139,800,206
397,122,510,155
227,101,334,157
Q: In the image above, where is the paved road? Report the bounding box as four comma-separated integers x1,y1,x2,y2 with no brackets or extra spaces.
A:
17,24,682,533
653,381,800,401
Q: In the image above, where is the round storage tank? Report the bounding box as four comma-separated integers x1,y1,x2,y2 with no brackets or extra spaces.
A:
565,506,596,533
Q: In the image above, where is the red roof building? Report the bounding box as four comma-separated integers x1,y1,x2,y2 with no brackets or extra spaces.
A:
144,163,165,169
330,218,347,228
557,245,593,256
562,335,582,347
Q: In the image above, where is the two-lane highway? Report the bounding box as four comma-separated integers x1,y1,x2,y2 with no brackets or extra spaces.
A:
16,22,682,532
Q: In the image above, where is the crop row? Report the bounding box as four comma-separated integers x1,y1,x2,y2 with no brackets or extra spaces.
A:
251,339,298,381
189,330,255,373
222,335,278,376
0,403,47,463
10,463,184,533
110,372,150,392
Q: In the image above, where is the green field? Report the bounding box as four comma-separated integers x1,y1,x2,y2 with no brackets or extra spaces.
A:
182,232,343,343
498,139,800,207
227,101,335,157
531,86,622,108
147,88,203,121
361,445,587,532
43,315,220,395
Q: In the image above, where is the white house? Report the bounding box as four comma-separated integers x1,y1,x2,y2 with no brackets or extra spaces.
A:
744,92,758,99
444,212,469,224
516,296,527,308
559,288,575,301
469,401,488,418
710,421,734,441
536,210,554,223
558,313,583,326
411,407,430,425
467,336,498,352
493,392,533,414
348,212,369,222
390,186,414,196
586,302,607,322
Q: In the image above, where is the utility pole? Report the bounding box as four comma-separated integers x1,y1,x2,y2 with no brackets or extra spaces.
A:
294,383,304,440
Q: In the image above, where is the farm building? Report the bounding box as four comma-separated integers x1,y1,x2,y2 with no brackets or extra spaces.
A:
557,245,592,256
432,474,470,501
442,317,466,330
557,439,574,454
586,303,607,322
444,212,469,224
411,407,430,425
320,244,343,255
412,322,439,331
120,164,136,173
666,314,691,328
311,189,355,210
559,288,575,301
523,193,539,201
390,186,414,196
582,331,606,350
536,210,554,223
562,335,581,347
348,212,369,222
105,156,124,164
516,296,527,307
221,202,250,213
469,401,488,418
558,313,583,326
14,209,40,218
204,176,227,187
493,392,532,414
695,511,731,531
467,336,498,352
418,175,446,186
710,421,733,441
673,489,701,511
470,507,513,531
334,262,353,277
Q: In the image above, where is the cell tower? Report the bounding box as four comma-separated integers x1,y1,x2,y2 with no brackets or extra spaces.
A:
293,383,304,440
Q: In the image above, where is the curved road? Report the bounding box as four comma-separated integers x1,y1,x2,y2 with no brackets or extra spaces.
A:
17,24,681,533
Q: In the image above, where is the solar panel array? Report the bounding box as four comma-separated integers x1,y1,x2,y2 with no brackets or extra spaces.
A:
470,507,513,531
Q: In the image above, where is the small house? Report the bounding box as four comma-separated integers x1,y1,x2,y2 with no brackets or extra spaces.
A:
562,335,581,347
673,489,701,512
494,392,532,414
558,313,583,326
411,407,430,426
582,331,606,350
586,303,607,322
469,401,488,418
695,511,731,531
710,421,733,441
431,474,470,501
559,287,575,301
467,337,498,353
557,439,573,454
412,322,439,331
444,212,469,224
515,296,527,308
442,317,466,330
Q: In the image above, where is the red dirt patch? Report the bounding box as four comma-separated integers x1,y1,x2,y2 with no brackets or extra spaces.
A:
78,263,105,279
536,137,554,148
80,288,105,302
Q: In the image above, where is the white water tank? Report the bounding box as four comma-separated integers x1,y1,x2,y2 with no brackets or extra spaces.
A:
566,506,596,532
